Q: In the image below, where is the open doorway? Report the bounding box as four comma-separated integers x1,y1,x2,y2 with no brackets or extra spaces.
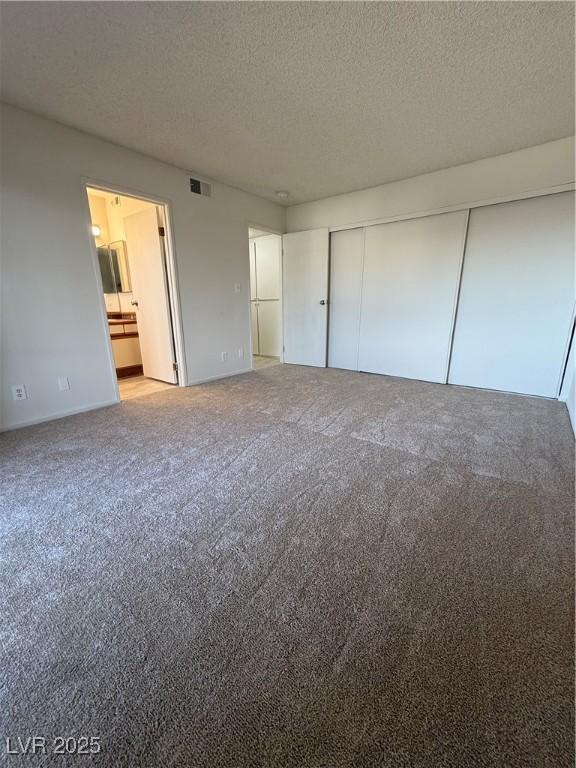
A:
248,228,282,371
86,186,181,401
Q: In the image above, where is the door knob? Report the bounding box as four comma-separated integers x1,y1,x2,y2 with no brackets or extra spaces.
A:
131,300,139,307
319,300,327,305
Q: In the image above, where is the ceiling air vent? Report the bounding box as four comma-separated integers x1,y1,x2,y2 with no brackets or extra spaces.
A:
190,177,212,197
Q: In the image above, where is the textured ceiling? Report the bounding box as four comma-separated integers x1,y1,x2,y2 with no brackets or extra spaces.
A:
1,2,574,205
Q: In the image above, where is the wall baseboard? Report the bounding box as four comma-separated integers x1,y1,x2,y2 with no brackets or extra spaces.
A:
3,368,254,431
188,367,252,386
1,398,120,432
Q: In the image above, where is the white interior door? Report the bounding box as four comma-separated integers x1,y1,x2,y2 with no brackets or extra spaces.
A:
448,192,575,397
282,229,329,366
358,210,468,383
124,206,177,383
328,228,364,370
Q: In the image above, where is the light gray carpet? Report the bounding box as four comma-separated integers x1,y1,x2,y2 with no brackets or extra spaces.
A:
1,365,574,767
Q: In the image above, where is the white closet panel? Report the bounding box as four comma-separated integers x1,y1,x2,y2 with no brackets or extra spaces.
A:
448,192,575,397
255,237,281,299
328,228,364,370
358,210,468,383
258,301,282,357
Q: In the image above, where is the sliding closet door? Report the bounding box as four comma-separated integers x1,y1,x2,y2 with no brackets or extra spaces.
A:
358,210,468,383
328,228,364,370
448,192,575,397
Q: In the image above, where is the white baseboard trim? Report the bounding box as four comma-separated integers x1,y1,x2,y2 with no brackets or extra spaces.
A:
1,398,120,432
3,368,254,431
187,367,252,386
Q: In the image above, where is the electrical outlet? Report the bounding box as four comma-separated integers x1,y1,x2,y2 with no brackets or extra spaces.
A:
234,283,241,293
58,376,70,392
11,384,27,401
221,351,228,362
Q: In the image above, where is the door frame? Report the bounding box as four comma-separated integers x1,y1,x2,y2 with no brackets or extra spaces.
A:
247,225,284,365
82,177,188,399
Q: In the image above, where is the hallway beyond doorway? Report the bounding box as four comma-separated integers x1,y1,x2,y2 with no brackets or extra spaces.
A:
253,355,280,371
118,376,176,401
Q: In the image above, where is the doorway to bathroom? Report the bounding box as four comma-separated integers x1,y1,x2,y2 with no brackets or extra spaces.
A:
86,185,183,401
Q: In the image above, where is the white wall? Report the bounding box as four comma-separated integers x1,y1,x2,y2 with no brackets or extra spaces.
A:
86,193,109,245
104,192,154,243
286,138,575,232
0,104,285,429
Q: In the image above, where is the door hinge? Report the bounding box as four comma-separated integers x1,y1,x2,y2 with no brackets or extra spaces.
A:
172,362,178,371
158,226,165,237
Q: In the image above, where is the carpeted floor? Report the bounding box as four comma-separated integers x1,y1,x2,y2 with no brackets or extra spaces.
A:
1,365,574,767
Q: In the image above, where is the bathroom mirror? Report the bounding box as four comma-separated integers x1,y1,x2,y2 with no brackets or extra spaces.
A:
97,246,116,293
97,240,131,293
110,241,131,292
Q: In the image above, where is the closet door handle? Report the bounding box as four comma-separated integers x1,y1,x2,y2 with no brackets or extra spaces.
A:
319,300,327,306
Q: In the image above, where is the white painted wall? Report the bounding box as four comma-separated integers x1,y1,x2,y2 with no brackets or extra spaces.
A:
87,194,110,245
101,190,154,243
286,138,574,232
0,104,285,429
